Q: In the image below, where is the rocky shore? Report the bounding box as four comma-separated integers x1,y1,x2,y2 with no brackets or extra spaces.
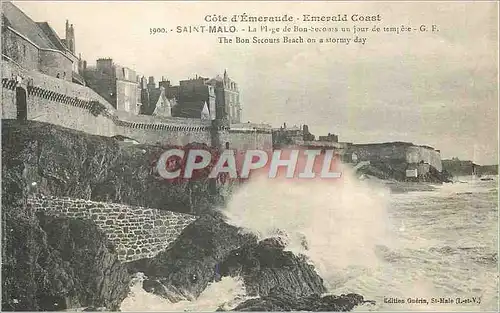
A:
231,291,373,311
128,214,371,311
2,120,371,311
356,159,452,184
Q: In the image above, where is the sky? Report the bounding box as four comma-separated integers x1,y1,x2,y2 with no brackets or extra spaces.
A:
13,1,499,164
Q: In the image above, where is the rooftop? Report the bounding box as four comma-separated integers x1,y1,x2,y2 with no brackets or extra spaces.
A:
2,2,60,51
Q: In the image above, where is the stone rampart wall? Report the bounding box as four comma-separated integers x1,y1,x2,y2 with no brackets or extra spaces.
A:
349,143,408,161
227,129,273,151
117,124,213,146
406,145,442,172
1,60,271,150
349,142,442,172
2,80,116,137
1,81,17,118
27,194,198,262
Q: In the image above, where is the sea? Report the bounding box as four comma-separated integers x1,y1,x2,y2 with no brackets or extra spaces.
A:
121,170,499,312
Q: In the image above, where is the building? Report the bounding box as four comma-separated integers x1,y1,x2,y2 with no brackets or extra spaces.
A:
145,70,240,123
140,76,172,117
115,63,141,114
272,123,352,160
318,133,339,143
222,70,241,124
272,123,315,147
172,75,216,120
1,2,84,85
82,58,141,114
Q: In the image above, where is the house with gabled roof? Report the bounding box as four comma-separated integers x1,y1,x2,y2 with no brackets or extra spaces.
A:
1,2,85,85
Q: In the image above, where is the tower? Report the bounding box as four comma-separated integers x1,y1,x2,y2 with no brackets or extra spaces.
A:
211,79,230,150
220,69,241,124
65,20,75,53
140,76,147,89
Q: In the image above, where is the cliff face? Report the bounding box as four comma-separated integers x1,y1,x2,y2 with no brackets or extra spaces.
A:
2,120,223,214
1,161,130,311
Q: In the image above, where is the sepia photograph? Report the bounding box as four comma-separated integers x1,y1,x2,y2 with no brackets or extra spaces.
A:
1,0,498,311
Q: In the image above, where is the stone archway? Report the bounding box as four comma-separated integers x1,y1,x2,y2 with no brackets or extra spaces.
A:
15,87,27,120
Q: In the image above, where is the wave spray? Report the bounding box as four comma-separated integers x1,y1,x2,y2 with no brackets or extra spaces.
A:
222,166,392,291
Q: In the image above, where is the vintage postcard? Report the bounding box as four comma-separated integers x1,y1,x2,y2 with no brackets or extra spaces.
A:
1,0,498,312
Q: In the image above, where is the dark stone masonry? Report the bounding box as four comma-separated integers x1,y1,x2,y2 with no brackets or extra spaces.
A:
27,194,198,262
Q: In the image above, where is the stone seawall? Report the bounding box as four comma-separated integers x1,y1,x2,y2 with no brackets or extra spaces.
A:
27,194,198,262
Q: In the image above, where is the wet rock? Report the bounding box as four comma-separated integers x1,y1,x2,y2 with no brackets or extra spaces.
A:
142,279,186,303
1,208,130,311
135,218,329,304
131,214,258,301
38,213,131,310
232,287,372,311
220,238,327,298
83,306,108,311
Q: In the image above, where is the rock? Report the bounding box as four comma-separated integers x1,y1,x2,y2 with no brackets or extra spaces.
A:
2,210,130,311
131,214,258,301
1,150,130,311
83,307,108,311
220,238,327,298
233,287,372,311
135,218,328,304
142,279,185,303
357,159,448,183
37,213,131,310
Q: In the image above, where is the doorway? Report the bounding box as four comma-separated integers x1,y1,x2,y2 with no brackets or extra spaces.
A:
15,87,27,120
